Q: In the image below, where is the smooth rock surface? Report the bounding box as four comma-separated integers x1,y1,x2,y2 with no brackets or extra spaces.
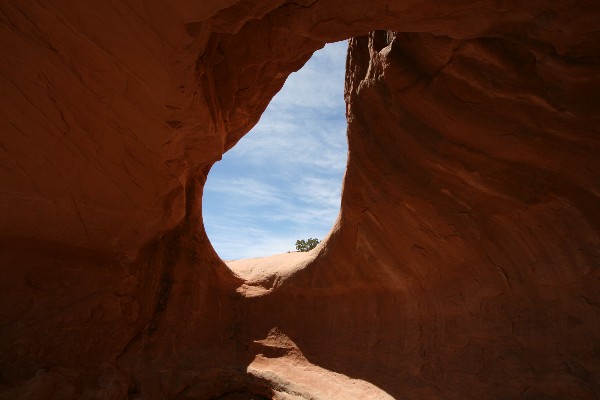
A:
1,1,599,399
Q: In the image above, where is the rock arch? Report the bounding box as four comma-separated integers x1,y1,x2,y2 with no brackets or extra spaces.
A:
0,1,598,398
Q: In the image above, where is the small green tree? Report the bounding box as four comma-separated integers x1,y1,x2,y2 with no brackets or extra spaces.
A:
295,238,320,252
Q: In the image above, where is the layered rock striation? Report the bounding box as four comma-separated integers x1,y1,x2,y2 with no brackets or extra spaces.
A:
1,1,599,399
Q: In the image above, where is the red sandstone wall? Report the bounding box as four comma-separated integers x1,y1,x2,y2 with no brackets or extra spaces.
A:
1,1,598,398
239,31,600,398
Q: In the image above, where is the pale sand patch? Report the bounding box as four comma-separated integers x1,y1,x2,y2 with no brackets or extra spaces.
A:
247,329,395,400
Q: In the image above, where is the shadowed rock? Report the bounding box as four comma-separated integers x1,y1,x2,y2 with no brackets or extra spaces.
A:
1,1,599,398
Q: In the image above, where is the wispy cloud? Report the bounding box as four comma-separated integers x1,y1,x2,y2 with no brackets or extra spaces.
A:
203,41,348,260
205,177,285,206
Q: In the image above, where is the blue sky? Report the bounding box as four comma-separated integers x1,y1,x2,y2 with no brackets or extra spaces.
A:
202,41,348,260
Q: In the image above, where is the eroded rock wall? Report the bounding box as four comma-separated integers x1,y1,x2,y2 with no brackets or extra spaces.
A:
1,1,599,399
239,31,600,398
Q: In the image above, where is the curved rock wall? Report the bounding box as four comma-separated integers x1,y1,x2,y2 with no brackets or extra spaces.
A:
240,30,600,398
1,1,598,399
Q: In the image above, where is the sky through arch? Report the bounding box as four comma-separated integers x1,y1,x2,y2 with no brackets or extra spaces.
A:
203,41,348,260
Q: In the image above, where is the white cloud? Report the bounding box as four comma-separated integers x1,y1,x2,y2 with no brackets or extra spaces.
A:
205,177,284,206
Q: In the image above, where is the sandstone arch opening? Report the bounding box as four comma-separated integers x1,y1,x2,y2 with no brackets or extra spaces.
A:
1,2,599,399
203,41,348,263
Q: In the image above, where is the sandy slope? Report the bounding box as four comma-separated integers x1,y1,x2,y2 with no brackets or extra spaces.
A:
227,251,317,297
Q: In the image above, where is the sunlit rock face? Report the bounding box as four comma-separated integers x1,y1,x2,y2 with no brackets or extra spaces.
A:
0,1,598,399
